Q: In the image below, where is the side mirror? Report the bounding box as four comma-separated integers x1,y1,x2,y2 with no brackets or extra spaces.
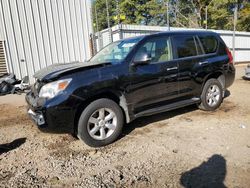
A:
133,52,151,66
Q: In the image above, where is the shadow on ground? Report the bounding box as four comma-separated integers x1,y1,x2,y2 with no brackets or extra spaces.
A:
0,138,26,155
180,154,227,188
121,90,231,139
122,104,198,137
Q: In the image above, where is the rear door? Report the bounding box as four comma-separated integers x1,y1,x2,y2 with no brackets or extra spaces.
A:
197,34,223,70
172,34,204,99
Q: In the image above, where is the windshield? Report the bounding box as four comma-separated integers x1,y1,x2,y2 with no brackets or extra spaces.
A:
90,37,142,64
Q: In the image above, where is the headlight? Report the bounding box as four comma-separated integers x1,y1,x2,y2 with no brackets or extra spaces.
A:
39,79,72,99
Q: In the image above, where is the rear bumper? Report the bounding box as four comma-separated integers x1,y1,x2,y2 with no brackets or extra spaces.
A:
225,64,236,88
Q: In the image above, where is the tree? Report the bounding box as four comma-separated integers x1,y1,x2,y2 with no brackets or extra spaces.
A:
93,0,168,31
92,0,117,32
92,0,250,32
131,0,167,25
238,0,250,31
206,0,237,30
169,0,201,28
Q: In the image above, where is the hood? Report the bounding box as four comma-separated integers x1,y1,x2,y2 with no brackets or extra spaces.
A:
34,61,111,82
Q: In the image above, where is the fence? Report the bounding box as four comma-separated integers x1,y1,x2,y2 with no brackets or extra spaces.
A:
95,24,250,63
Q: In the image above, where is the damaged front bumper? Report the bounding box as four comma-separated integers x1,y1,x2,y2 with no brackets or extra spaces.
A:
26,92,47,127
27,109,45,126
25,90,80,133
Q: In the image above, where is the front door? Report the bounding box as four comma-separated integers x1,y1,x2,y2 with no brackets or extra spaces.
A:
127,36,178,114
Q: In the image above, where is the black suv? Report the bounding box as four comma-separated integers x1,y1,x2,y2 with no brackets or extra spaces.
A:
26,31,235,147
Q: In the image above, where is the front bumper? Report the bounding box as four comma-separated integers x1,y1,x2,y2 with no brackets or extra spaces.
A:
25,91,81,133
27,109,46,126
25,92,47,127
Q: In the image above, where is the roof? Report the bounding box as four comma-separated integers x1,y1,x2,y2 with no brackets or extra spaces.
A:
153,30,217,36
117,30,217,43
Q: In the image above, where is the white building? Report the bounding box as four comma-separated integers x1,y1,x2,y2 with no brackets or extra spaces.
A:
0,0,93,81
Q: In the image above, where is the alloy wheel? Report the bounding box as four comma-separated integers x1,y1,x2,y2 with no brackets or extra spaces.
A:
87,108,117,140
206,85,221,107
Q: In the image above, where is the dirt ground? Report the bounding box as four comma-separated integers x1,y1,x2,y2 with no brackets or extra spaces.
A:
0,65,249,188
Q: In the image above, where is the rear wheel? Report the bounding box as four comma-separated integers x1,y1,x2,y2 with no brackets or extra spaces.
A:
78,98,124,147
199,79,223,111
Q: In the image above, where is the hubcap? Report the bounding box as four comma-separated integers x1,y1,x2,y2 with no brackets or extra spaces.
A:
87,108,117,140
206,85,221,107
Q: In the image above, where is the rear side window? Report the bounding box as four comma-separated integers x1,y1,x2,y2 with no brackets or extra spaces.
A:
173,36,198,58
199,35,218,54
218,41,227,55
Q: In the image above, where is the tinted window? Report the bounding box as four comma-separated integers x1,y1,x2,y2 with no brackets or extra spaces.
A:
195,36,203,55
199,35,218,54
134,37,172,63
218,41,227,55
173,36,197,58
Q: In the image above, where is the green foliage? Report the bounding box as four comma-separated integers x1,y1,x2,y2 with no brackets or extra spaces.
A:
207,0,237,30
93,0,116,31
93,0,167,31
238,0,250,31
92,0,250,32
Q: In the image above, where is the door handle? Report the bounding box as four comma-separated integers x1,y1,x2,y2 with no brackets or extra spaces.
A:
166,67,178,71
199,61,209,65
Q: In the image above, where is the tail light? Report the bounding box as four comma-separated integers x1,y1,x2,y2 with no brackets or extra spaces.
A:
226,48,233,64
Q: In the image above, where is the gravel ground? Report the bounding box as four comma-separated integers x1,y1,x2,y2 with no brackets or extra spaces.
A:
0,64,250,188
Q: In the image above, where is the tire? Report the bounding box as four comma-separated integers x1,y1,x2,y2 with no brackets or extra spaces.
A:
77,98,124,147
199,79,223,111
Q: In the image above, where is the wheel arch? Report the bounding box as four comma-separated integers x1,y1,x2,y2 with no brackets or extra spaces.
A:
203,71,225,90
73,90,130,135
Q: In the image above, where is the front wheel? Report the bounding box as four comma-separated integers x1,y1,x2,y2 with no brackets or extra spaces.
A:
199,79,223,111
78,98,124,147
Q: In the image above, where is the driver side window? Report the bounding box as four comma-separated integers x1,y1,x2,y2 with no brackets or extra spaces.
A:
134,37,172,63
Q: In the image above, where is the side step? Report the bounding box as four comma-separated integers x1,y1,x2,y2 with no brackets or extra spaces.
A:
134,98,200,118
